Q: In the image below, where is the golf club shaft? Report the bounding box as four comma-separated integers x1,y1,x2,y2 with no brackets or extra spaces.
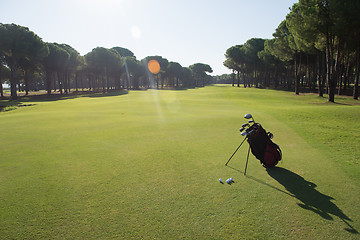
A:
225,136,247,166
244,144,251,175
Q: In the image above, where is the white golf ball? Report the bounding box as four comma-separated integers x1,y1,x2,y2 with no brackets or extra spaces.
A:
219,178,222,182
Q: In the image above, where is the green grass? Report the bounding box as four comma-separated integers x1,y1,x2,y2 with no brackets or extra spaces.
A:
0,85,359,239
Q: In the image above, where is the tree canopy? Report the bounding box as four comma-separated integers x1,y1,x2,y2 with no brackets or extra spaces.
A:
0,23,214,98
0,23,48,98
224,0,360,102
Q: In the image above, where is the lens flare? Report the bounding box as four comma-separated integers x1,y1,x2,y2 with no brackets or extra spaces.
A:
148,59,160,74
131,26,142,39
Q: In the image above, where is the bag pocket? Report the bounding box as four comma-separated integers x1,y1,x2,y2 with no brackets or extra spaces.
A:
263,143,281,167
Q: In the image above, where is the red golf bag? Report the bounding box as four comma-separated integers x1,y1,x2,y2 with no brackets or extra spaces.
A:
247,123,282,168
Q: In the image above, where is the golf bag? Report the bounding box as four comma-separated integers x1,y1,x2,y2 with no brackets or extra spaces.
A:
225,114,282,175
247,123,282,168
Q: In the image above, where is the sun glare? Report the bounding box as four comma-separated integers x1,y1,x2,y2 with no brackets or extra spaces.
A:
148,59,160,74
131,26,142,39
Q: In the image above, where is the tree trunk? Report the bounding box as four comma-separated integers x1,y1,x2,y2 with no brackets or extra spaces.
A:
326,31,335,102
161,75,164,88
10,62,18,99
294,52,300,95
75,73,79,92
311,56,316,91
305,54,308,88
53,72,57,93
64,73,68,94
237,71,240,87
57,72,63,94
0,82,3,98
318,52,325,97
274,65,279,88
68,73,71,93
102,75,106,93
354,67,359,100
0,66,3,98
46,70,52,96
248,72,252,88
337,63,345,96
243,72,246,88
88,75,92,91
106,75,110,92
287,67,292,90
254,63,258,88
24,70,30,95
231,70,235,87
343,57,350,92
334,38,342,96
354,38,360,99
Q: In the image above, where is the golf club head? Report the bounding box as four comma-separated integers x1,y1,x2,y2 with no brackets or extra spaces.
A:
239,127,245,132
242,123,250,128
248,120,254,124
244,113,252,119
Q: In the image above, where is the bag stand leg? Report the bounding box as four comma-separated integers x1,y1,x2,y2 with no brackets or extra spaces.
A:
225,137,247,166
244,145,251,175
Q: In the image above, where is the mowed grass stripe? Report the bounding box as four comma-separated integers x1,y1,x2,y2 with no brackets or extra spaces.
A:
0,85,359,239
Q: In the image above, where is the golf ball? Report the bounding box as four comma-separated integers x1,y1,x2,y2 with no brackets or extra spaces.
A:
219,178,222,182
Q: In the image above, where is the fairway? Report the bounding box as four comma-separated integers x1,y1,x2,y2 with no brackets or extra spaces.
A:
1,85,359,239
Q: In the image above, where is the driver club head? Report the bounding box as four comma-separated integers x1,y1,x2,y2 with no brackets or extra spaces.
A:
244,113,252,119
244,113,255,123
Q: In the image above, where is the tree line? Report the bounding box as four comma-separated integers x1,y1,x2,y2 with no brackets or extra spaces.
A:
0,23,214,99
223,0,360,102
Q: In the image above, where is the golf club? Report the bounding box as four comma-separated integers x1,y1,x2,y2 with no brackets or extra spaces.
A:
268,132,274,139
244,113,255,123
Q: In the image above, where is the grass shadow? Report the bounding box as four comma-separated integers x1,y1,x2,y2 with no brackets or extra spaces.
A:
153,87,194,91
226,164,358,234
226,165,295,198
83,90,129,98
0,90,129,112
0,102,36,112
266,167,358,234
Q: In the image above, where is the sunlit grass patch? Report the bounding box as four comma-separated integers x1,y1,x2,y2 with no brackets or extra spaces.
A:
0,85,359,239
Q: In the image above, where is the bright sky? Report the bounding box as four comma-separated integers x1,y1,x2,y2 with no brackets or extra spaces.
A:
0,0,296,75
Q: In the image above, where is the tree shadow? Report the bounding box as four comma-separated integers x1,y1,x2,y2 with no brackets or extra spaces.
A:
83,90,128,98
0,90,129,109
266,167,358,234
